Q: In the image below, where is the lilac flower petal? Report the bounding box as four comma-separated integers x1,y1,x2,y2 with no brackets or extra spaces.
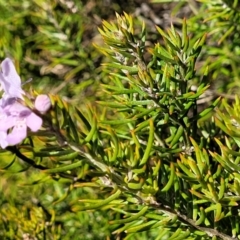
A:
19,109,32,118
1,97,17,108
0,108,15,131
4,101,29,117
0,58,25,99
0,116,15,131
26,112,42,132
0,131,8,149
6,122,27,145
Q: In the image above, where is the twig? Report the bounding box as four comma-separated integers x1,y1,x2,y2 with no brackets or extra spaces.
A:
7,146,47,170
174,209,237,240
149,201,237,240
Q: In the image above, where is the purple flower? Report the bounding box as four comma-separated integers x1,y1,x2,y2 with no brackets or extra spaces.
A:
0,58,25,99
0,58,43,148
4,101,42,146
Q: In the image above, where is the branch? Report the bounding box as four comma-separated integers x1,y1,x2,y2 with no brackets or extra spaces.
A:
174,209,237,240
149,200,237,240
7,146,47,170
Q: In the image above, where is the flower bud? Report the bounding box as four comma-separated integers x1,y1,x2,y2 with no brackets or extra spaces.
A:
34,94,51,113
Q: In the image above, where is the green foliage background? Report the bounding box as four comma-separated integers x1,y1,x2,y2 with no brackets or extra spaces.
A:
1,0,240,240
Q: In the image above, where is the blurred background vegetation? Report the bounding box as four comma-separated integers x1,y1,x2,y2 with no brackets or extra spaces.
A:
1,0,240,239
